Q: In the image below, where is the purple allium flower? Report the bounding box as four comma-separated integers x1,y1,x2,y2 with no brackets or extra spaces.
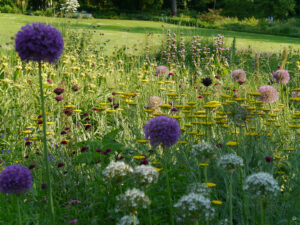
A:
272,70,290,84
155,66,169,76
258,85,279,103
232,69,246,84
15,23,64,63
0,164,33,195
144,115,181,148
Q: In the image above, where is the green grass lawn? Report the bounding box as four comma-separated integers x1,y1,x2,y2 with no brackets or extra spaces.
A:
1,13,300,54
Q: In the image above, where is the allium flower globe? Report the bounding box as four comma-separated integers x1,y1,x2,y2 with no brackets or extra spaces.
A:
272,70,290,84
155,65,170,76
0,164,33,195
217,154,243,172
144,115,181,148
258,85,279,103
116,188,151,213
243,172,279,198
174,193,215,222
15,23,64,63
232,69,246,84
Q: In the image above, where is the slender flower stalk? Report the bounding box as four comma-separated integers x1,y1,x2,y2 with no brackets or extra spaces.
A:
39,63,55,224
229,173,233,225
16,197,22,225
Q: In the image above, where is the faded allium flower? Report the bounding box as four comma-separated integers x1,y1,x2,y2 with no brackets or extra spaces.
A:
116,188,150,213
103,161,133,182
232,69,246,84
243,172,279,198
155,65,169,76
187,183,210,197
145,96,163,113
174,193,215,223
144,115,181,148
0,164,33,194
258,85,278,103
133,165,159,187
272,70,290,84
117,215,140,225
191,141,215,161
15,23,64,63
291,91,300,98
217,154,243,172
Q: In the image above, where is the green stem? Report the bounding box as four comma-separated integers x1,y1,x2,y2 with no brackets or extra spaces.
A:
163,149,175,225
133,214,136,225
204,165,208,183
260,198,264,225
229,173,233,225
16,197,22,225
148,207,152,225
38,62,55,224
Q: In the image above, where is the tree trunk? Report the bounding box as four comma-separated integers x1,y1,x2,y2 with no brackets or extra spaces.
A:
171,0,177,16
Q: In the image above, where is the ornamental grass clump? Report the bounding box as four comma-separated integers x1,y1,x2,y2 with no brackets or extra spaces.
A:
144,115,181,148
174,193,215,223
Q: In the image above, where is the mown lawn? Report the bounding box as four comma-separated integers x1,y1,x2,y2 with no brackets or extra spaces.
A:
0,13,300,54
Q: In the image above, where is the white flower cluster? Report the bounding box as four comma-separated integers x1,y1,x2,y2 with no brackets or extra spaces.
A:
243,172,279,197
60,0,80,15
217,154,243,172
116,188,151,213
103,161,133,182
187,183,210,197
117,215,140,225
133,165,159,187
174,193,215,222
191,141,215,161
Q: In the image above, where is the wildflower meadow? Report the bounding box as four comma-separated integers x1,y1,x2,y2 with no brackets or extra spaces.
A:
0,17,299,225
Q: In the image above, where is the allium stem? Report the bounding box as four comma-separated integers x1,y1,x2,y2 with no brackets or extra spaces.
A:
38,62,55,224
16,197,22,225
133,214,136,225
260,198,264,225
163,149,175,225
229,173,233,225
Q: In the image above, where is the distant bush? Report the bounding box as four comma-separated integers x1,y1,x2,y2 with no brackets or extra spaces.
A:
0,5,20,13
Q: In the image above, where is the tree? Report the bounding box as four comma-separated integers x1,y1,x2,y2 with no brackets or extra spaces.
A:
171,0,177,16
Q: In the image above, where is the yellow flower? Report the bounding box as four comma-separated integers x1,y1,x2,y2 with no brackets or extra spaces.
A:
132,156,146,159
226,141,238,146
136,140,149,143
151,162,160,165
23,130,32,134
199,163,209,167
284,148,294,151
211,200,222,205
248,92,262,96
202,182,216,187
178,141,188,144
107,110,116,113
64,105,75,108
155,168,163,172
73,109,82,113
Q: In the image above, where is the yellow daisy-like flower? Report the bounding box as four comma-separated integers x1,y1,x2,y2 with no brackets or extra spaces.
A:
211,200,222,205
64,105,75,108
226,141,238,146
202,182,216,187
132,156,146,159
23,130,32,134
136,140,149,143
73,109,82,113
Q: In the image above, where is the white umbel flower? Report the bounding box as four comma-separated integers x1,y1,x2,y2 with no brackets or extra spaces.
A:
103,161,133,182
217,154,243,172
187,183,211,197
191,140,215,161
117,215,140,225
116,188,151,213
133,165,159,187
174,193,215,222
243,172,279,197
61,0,80,15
